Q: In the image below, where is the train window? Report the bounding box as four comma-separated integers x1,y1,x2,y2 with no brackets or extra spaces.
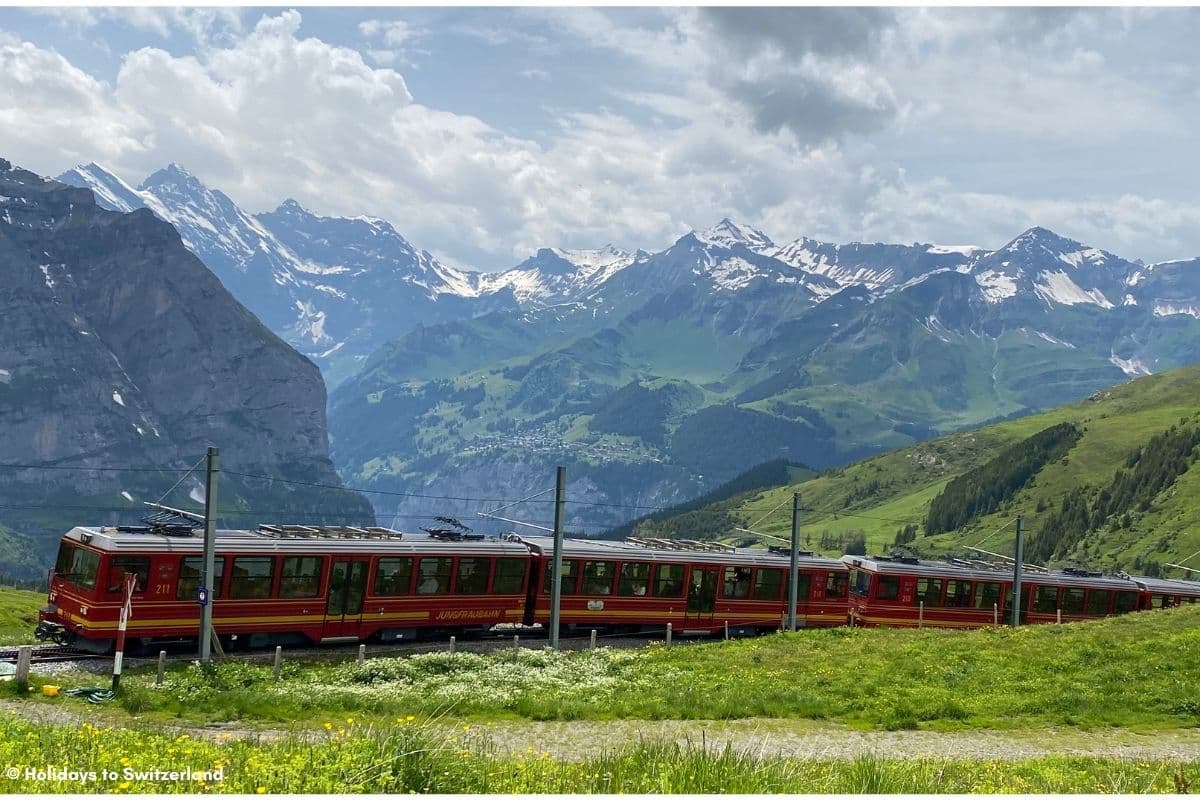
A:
973,582,1002,610
826,572,848,598
752,568,785,601
850,569,871,597
618,562,651,597
653,564,685,598
106,556,150,594
177,557,224,601
374,557,413,596
492,558,526,594
723,566,752,600
1062,587,1085,614
945,580,972,608
56,545,101,591
1085,589,1110,616
279,557,323,598
229,557,275,599
876,575,900,601
417,557,453,595
543,559,580,595
54,543,74,577
915,578,944,608
582,561,616,595
1033,586,1058,613
455,558,489,595
1114,591,1138,614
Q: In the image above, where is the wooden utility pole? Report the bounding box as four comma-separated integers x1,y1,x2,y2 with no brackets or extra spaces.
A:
200,446,219,663
549,466,566,650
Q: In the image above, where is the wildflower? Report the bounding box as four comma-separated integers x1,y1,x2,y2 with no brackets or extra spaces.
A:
406,715,415,722
345,717,354,725
119,757,131,767
323,722,333,731
256,788,267,794
118,782,131,790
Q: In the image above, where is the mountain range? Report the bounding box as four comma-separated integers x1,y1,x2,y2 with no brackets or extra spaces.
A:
53,161,1200,538
0,158,372,577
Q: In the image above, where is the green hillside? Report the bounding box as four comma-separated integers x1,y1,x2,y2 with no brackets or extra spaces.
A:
638,367,1200,575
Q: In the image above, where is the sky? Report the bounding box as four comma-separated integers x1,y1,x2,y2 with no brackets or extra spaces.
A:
2,6,1200,270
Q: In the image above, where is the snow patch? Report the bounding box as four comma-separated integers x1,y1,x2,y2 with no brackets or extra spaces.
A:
1152,302,1200,319
112,390,125,407
0,368,10,384
1033,270,1114,308
927,244,982,256
1110,353,1151,376
39,264,56,290
1123,294,1137,306
189,486,205,504
1029,330,1076,349
974,270,1018,303
121,491,134,502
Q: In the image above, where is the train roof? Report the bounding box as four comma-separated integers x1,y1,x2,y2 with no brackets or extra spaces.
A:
62,526,532,557
841,554,1139,591
1127,574,1200,596
514,534,848,570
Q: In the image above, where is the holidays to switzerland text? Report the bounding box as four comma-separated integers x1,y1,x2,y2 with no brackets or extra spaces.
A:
9,766,225,784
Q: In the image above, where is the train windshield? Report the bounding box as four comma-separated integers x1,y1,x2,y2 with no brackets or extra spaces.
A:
849,569,871,597
53,542,100,591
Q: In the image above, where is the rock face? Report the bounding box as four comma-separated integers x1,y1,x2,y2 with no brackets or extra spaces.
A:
0,158,373,575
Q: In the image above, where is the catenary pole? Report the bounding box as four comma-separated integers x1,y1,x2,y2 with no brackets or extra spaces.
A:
788,492,801,632
549,466,566,650
1011,515,1024,628
200,446,219,663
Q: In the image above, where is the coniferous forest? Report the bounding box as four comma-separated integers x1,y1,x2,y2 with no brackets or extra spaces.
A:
923,423,1083,537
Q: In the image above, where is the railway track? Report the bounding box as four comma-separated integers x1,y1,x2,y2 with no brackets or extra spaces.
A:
0,645,101,664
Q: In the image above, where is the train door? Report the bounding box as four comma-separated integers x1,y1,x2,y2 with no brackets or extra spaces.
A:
685,566,718,628
323,559,369,641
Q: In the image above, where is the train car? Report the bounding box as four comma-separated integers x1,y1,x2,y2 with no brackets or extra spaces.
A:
515,534,849,635
842,555,1143,629
1128,574,1200,609
36,524,535,652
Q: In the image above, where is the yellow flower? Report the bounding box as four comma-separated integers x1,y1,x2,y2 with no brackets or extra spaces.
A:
118,782,131,790
323,722,333,731
345,717,354,725
256,788,267,794
119,757,131,767
406,715,415,722
462,724,471,732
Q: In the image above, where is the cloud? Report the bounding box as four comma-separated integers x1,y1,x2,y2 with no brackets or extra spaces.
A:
3,8,1200,268
31,7,243,46
358,19,419,47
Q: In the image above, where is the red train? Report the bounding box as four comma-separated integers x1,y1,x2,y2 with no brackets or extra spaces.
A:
34,524,848,652
843,554,1200,628
34,524,1200,653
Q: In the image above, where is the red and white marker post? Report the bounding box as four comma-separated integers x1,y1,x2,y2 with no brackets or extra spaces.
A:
111,572,136,692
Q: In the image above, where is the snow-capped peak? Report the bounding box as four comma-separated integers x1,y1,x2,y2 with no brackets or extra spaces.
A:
694,218,774,252
997,226,1115,269
477,244,638,304
56,163,145,213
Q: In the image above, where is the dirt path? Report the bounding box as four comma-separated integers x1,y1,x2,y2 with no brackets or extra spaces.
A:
5,699,1200,762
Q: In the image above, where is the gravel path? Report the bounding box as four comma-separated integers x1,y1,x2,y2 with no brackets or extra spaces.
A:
4,698,1200,762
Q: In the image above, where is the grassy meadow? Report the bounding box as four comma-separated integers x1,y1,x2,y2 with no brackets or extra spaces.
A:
0,585,40,645
10,604,1200,733
0,713,1196,794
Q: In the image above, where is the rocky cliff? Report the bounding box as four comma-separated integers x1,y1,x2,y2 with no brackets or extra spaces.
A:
0,158,373,576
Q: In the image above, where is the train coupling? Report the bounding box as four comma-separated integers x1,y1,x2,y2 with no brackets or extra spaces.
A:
34,620,69,644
